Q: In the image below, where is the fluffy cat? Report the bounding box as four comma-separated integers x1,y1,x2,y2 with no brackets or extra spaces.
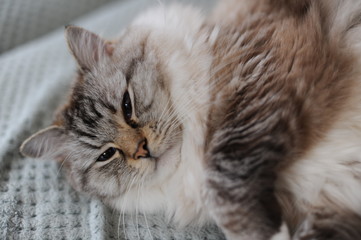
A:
20,0,361,239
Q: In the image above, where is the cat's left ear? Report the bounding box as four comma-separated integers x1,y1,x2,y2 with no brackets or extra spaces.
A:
65,25,114,71
20,126,69,160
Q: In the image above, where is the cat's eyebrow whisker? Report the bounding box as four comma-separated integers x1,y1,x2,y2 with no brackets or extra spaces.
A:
158,90,174,121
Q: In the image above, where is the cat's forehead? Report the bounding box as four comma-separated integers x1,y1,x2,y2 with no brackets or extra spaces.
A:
92,29,152,85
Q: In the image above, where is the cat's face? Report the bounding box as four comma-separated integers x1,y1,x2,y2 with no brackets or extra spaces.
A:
20,26,182,200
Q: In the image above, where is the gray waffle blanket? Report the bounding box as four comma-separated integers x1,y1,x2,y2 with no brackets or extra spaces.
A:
0,0,224,239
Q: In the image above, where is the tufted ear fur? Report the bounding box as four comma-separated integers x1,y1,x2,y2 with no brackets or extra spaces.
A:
20,126,68,160
65,25,114,71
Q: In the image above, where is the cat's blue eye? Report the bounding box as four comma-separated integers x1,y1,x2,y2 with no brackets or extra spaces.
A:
122,90,133,123
97,147,117,161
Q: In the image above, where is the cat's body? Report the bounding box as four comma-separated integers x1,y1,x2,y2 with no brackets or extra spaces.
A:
206,1,361,239
20,0,361,239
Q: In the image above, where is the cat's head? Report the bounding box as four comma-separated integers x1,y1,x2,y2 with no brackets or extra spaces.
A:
20,25,184,200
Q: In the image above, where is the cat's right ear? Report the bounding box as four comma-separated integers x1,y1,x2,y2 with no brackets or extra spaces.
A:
65,25,114,71
20,126,68,159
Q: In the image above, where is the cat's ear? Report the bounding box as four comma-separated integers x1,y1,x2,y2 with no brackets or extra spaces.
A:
65,25,114,71
20,126,68,159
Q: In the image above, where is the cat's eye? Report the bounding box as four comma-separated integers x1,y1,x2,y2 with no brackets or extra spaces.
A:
97,147,117,161
122,90,132,122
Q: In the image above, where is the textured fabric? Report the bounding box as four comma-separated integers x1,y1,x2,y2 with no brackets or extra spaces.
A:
0,0,117,53
0,0,224,239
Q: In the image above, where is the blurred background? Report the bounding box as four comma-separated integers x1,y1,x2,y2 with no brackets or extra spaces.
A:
0,0,117,53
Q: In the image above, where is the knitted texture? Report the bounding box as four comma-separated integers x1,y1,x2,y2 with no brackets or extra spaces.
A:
0,0,224,239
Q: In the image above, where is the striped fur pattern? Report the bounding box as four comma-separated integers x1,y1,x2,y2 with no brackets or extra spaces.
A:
20,0,361,239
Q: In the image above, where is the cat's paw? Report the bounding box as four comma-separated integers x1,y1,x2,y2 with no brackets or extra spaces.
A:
270,222,291,240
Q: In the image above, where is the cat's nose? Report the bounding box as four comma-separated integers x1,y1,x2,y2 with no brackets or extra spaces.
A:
134,139,150,159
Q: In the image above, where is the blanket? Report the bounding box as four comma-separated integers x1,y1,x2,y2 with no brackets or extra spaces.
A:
0,0,225,239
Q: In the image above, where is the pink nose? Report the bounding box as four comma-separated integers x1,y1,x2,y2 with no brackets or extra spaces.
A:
134,139,150,159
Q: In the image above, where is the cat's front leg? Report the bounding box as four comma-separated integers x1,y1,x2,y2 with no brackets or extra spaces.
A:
204,122,292,240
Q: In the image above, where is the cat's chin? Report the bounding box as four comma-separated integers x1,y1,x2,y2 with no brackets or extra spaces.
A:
148,144,182,182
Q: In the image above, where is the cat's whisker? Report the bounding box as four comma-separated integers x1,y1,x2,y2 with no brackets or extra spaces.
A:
164,134,183,148
56,152,72,177
161,94,198,130
159,96,180,121
158,103,179,135
158,108,180,137
136,181,141,240
117,206,123,240
120,172,139,240
56,160,66,178
158,97,172,122
160,112,180,135
160,84,200,126
140,175,154,240
158,83,177,122
117,199,124,239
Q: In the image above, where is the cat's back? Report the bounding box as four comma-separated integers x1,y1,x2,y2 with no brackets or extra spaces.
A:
205,0,361,233
207,0,358,144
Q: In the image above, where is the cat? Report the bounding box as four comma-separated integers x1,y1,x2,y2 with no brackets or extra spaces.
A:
20,0,361,239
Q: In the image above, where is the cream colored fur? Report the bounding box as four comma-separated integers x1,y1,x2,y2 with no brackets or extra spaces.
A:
108,4,213,226
276,0,361,230
110,1,361,232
